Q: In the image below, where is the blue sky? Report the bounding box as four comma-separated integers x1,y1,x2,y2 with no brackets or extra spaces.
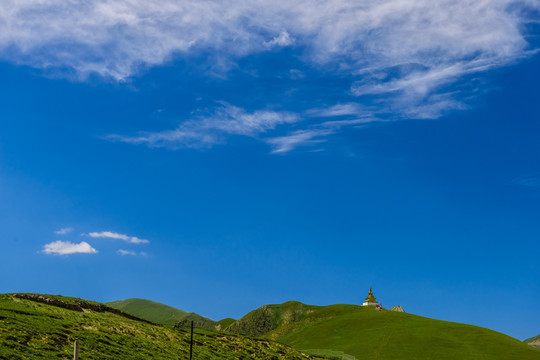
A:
0,0,539,341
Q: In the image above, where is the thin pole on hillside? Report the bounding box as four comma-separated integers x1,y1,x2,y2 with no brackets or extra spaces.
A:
189,320,194,360
73,340,78,360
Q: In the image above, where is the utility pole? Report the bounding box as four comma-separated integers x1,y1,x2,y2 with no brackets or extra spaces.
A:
73,340,79,360
189,320,194,360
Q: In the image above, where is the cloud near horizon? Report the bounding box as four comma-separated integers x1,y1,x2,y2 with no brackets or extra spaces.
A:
43,241,97,255
87,231,149,244
1,0,538,152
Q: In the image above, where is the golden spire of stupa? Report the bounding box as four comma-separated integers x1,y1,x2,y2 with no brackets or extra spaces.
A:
364,286,377,303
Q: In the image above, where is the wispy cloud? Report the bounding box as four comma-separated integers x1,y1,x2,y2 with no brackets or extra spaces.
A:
306,103,368,118
110,100,390,153
264,31,294,48
260,102,389,153
266,129,334,154
514,177,540,188
43,241,97,255
107,103,299,149
117,249,137,256
1,1,538,151
54,227,73,235
306,103,384,127
88,231,149,244
1,1,535,82
117,249,148,256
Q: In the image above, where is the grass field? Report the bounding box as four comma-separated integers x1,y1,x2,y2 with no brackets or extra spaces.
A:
4,293,538,359
226,301,540,360
0,294,321,359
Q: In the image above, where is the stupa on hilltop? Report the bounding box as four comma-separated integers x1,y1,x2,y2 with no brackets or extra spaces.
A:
362,286,379,306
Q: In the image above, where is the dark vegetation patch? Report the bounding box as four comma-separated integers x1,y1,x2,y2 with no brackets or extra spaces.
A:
173,319,216,330
13,294,155,325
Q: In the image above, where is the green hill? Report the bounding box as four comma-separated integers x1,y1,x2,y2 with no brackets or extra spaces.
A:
0,293,319,359
4,293,538,360
227,301,540,360
225,301,318,336
106,298,213,328
526,334,540,349
215,318,236,331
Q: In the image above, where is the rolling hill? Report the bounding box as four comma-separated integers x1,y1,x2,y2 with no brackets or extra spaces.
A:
106,298,213,328
215,318,236,331
225,301,318,336
5,293,538,360
0,293,319,359
226,301,540,360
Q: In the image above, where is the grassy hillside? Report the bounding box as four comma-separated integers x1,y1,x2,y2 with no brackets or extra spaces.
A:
106,298,213,328
229,302,540,360
0,294,321,360
225,301,318,336
526,334,540,349
215,318,236,331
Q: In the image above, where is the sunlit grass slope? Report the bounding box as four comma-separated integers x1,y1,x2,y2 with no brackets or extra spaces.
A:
106,298,213,327
229,302,540,360
269,304,540,360
0,294,320,360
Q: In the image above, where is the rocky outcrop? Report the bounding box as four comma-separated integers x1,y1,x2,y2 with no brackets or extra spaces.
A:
524,334,540,349
14,294,83,311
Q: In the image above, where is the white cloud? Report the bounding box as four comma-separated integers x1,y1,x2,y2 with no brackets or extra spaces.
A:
108,103,299,149
117,249,137,256
88,231,149,244
43,241,97,255
1,1,538,149
54,227,73,235
0,1,535,85
264,31,294,48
